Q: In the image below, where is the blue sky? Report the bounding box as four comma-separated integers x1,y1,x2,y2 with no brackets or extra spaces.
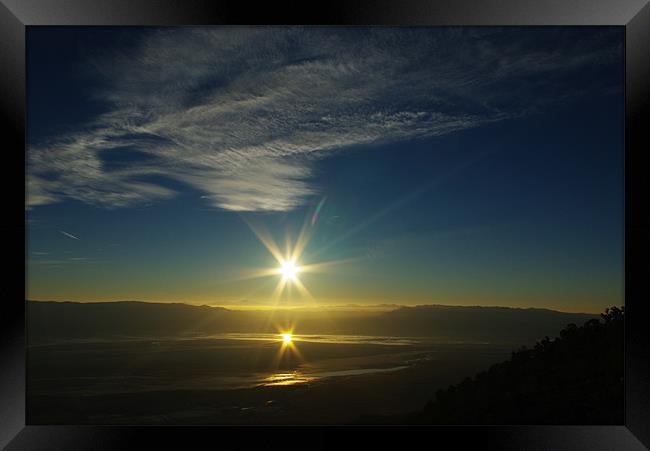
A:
26,27,623,312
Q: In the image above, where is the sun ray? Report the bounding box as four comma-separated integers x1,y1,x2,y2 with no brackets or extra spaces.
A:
228,267,283,282
308,153,492,262
292,276,316,303
284,229,293,262
290,207,316,263
298,256,364,274
241,216,285,264
270,277,288,304
286,277,293,301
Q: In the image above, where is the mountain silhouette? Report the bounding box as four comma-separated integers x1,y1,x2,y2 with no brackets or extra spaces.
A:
27,300,596,345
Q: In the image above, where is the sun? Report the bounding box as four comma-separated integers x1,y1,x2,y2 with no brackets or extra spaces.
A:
281,333,293,344
279,259,300,280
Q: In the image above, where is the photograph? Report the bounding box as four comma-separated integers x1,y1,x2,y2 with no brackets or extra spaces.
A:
25,26,624,426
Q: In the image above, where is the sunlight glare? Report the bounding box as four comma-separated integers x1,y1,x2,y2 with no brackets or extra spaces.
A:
281,333,293,344
280,260,300,280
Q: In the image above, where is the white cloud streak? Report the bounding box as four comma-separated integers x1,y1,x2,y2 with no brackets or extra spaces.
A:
27,28,621,212
59,230,80,240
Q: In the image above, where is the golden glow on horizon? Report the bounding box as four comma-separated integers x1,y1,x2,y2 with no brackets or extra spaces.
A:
281,332,293,343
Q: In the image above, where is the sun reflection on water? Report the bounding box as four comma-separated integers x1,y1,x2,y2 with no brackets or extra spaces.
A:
263,372,315,386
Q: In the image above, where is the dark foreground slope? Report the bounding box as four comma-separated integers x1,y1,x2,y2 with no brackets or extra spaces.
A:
404,307,624,424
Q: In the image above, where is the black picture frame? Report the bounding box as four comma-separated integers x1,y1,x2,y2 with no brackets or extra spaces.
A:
2,1,649,449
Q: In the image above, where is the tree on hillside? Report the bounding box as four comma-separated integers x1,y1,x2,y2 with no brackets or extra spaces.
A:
408,306,624,424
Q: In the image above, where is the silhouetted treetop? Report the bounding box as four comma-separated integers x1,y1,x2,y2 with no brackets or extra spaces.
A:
408,306,624,425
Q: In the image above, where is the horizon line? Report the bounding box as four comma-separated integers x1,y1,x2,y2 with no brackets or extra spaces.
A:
24,298,610,315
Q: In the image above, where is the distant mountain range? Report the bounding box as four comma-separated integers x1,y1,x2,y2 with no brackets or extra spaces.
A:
27,300,597,346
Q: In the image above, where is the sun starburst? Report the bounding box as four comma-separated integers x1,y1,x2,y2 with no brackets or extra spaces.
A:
279,259,300,281
233,197,356,307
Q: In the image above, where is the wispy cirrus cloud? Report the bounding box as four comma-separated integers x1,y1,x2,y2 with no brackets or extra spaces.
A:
27,27,622,212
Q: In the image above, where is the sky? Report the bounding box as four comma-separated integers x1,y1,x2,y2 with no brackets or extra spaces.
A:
26,27,624,313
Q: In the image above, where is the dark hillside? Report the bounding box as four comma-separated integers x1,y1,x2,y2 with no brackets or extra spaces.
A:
406,306,624,424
